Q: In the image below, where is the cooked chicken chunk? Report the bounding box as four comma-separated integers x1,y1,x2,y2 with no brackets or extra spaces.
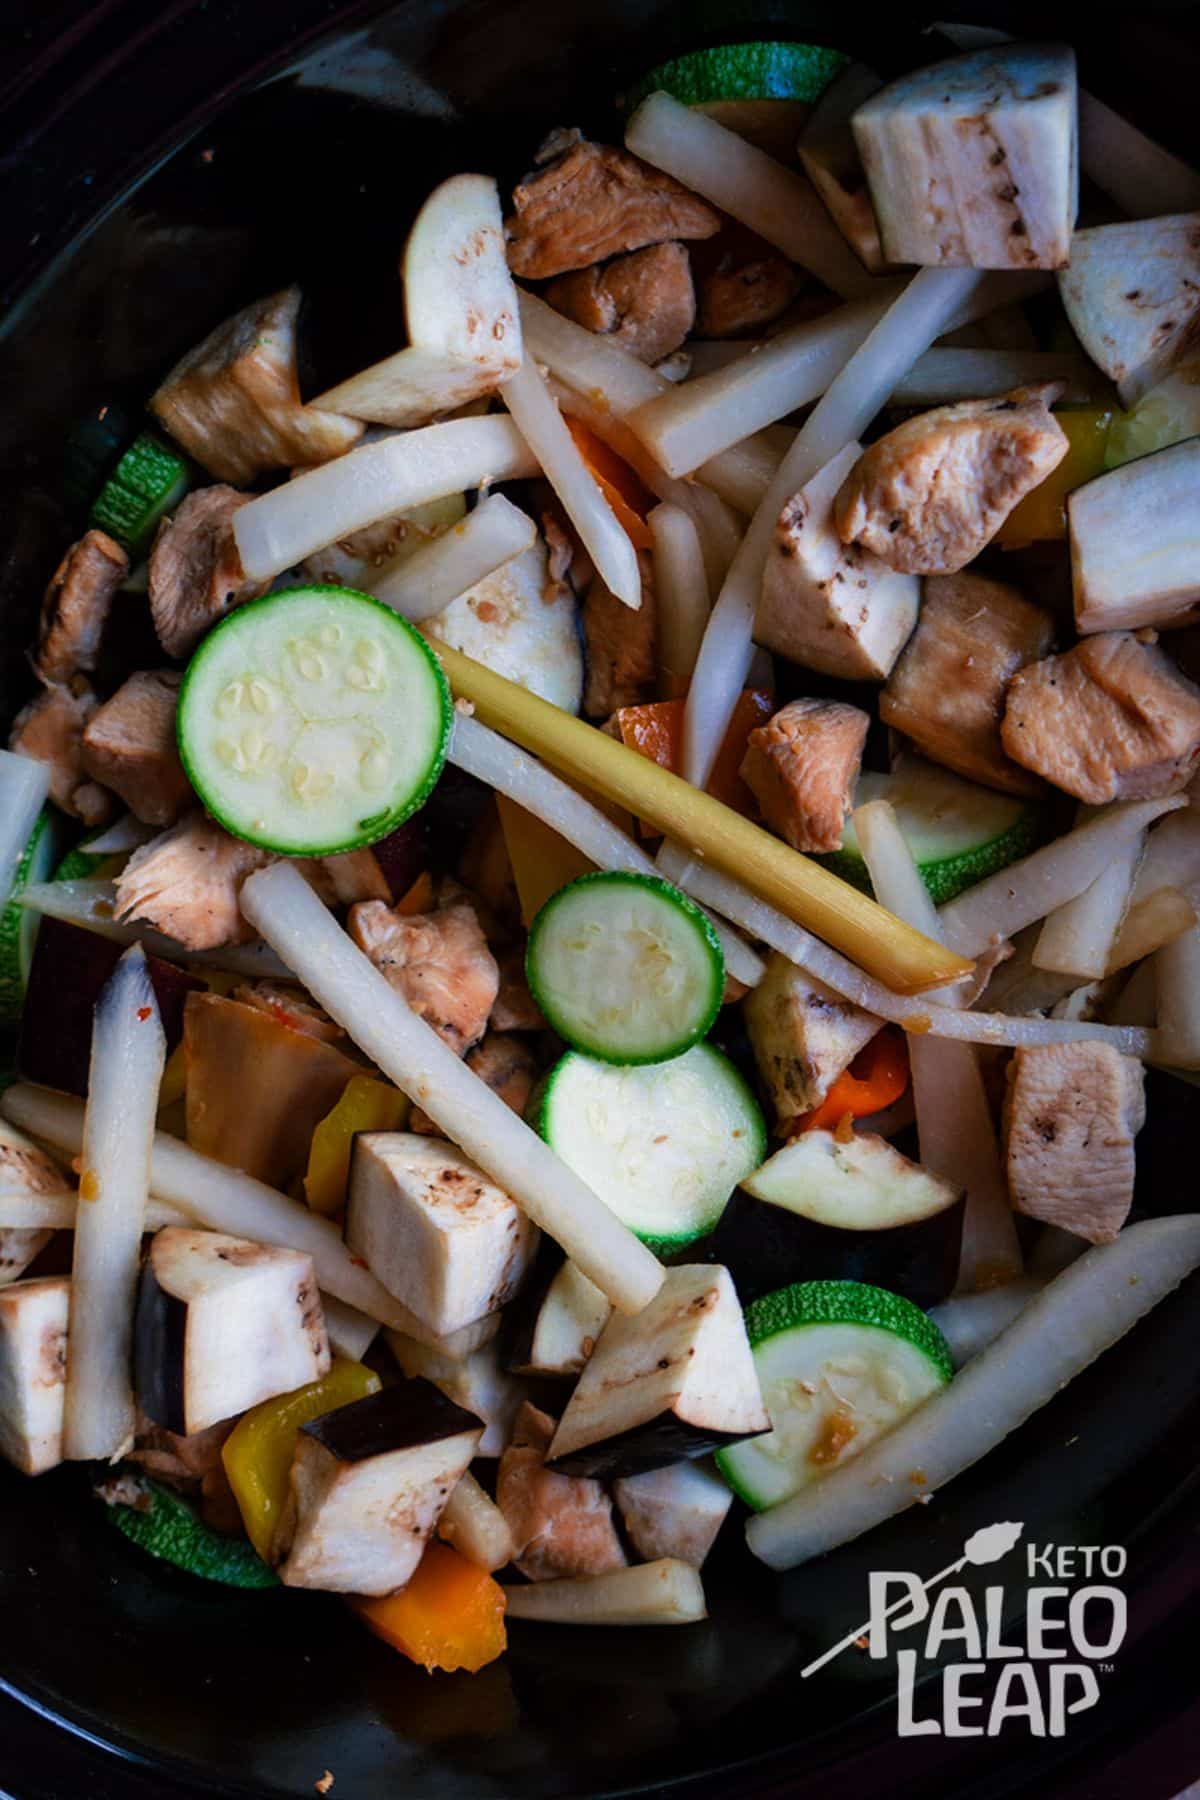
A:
582,551,657,718
1001,632,1200,803
348,896,499,1056
319,847,391,905
744,952,879,1129
114,813,271,949
834,385,1069,575
496,1401,627,1581
80,671,190,827
127,1415,240,1533
505,139,721,278
149,287,363,484
148,485,268,658
739,698,869,854
412,1031,538,1135
8,682,114,825
694,250,803,338
33,530,128,684
880,572,1054,795
545,242,696,364
1004,1042,1145,1242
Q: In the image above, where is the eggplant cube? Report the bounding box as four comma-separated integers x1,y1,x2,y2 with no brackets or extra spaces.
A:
1057,215,1200,407
275,1379,484,1593
135,1228,331,1437
348,1133,536,1337
507,1252,612,1380
0,1277,70,1476
614,1459,733,1569
1070,438,1200,635
547,1265,770,1478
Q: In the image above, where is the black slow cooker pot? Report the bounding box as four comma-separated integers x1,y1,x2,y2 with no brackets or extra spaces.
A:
1,4,1198,1795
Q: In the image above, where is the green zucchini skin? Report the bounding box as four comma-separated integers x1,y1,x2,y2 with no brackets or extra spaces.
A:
104,1477,279,1588
625,41,848,109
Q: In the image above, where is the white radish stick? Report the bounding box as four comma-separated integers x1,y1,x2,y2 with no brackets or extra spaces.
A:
625,91,878,299
437,1471,513,1572
232,416,538,582
0,1192,187,1231
448,713,764,989
854,801,1021,1290
64,947,166,1462
891,346,1096,406
500,354,640,609
238,861,663,1314
0,752,49,911
682,268,990,787
371,494,536,620
318,1293,380,1363
503,1558,707,1625
72,814,156,858
649,502,711,693
0,1084,417,1328
18,879,292,979
1155,925,1200,1068
747,1216,1200,1570
1032,810,1146,979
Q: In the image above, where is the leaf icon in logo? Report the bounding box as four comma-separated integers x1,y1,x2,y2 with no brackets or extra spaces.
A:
962,1521,1024,1566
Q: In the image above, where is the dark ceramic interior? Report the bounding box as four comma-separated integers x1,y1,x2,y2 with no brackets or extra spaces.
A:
1,4,1199,1795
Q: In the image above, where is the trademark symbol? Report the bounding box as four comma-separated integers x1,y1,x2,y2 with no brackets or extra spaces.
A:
1099,1663,1115,1674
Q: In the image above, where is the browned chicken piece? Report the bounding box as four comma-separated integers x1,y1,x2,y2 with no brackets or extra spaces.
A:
582,551,657,718
114,813,271,949
232,981,345,1044
149,287,363,485
739,698,869,854
348,896,499,1056
1001,632,1200,804
545,242,696,364
8,682,114,825
496,1401,627,1581
694,252,803,338
33,529,128,683
412,1031,538,1134
128,1415,241,1534
148,485,269,658
505,139,721,279
1004,1042,1145,1243
834,385,1069,575
880,572,1054,795
320,848,391,905
80,670,190,827
491,943,545,1032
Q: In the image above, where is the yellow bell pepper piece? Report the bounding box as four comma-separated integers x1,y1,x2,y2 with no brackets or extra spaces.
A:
496,794,595,926
996,408,1113,545
157,1042,188,1110
303,1074,408,1216
222,1359,382,1561
353,1543,507,1673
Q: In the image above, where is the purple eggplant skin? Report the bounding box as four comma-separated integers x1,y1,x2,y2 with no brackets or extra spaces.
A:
18,918,202,1097
133,1254,189,1436
302,1378,483,1463
549,1414,768,1481
704,1188,965,1311
499,1237,565,1377
369,816,429,903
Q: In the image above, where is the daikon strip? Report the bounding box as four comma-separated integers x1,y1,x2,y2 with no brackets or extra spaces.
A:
504,1558,707,1625
233,416,538,582
438,1471,514,1572
890,346,1097,406
1077,92,1200,219
748,1216,1200,1569
501,354,640,608
682,267,989,788
319,1293,380,1364
1107,887,1197,975
64,947,165,1462
1,1083,418,1327
1032,812,1146,979
649,503,711,692
75,814,156,858
0,1191,187,1231
626,92,878,298
19,879,292,979
1155,926,1200,1067
939,799,1185,957
928,1278,1045,1368
239,862,663,1314
854,801,1021,1290
371,494,536,620
0,752,49,911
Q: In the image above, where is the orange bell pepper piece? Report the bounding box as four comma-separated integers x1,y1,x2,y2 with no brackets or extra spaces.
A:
304,1074,409,1216
353,1543,508,1674
793,1027,910,1135
564,418,655,549
995,408,1113,545
394,870,436,916
609,690,774,832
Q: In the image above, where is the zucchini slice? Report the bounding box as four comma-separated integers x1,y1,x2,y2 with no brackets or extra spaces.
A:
177,585,451,856
104,1476,279,1588
526,872,723,1065
626,41,848,109
822,760,1044,906
89,432,190,555
0,811,55,1023
534,1043,765,1255
715,1280,953,1511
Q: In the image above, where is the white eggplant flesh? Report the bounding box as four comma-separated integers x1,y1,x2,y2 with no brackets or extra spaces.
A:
314,176,521,426
798,62,889,273
420,538,583,713
853,45,1078,270
232,417,538,583
504,1558,707,1625
747,1216,1200,1569
0,1277,70,1475
238,862,664,1315
1069,439,1200,634
614,1461,733,1569
386,1329,524,1457
372,494,537,621
1058,216,1200,407
65,947,165,1462
318,1293,380,1363
510,1257,611,1379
